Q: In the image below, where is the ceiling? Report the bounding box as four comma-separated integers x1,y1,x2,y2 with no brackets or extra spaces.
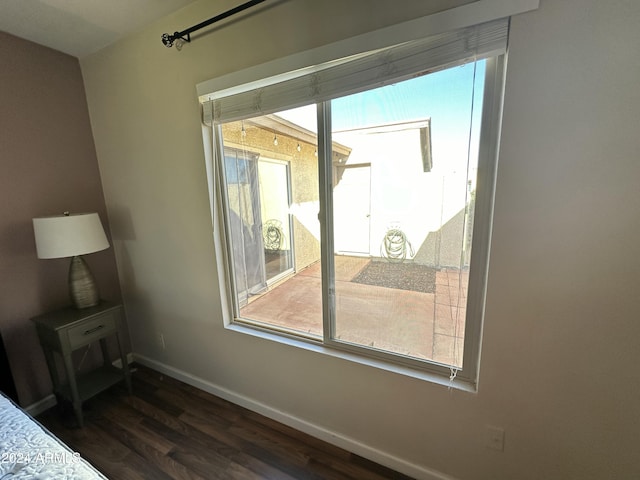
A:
0,0,199,58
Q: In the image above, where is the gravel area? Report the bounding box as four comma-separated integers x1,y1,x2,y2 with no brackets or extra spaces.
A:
351,261,437,294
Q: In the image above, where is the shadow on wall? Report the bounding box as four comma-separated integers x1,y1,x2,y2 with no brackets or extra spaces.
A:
412,200,474,269
106,205,140,355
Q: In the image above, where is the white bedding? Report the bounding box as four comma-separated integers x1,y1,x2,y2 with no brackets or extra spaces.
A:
0,394,107,479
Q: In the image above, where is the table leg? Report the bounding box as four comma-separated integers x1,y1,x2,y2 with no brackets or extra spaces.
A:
62,353,83,427
41,348,61,393
115,333,132,394
99,338,111,367
42,349,65,413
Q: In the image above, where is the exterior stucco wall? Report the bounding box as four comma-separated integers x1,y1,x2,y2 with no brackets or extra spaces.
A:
222,121,321,272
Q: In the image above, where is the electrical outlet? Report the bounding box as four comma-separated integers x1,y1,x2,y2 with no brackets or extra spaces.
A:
485,426,505,451
157,332,166,350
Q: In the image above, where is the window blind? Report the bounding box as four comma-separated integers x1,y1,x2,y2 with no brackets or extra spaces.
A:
202,18,508,125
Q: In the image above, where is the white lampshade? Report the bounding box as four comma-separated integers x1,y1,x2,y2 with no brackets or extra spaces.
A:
32,212,110,309
33,213,109,259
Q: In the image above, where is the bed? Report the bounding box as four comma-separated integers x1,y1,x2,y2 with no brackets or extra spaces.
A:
0,392,108,479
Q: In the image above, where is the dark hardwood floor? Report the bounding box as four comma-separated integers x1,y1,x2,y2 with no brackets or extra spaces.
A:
38,365,414,480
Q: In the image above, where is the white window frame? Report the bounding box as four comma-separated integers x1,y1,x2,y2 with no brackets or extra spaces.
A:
199,0,538,389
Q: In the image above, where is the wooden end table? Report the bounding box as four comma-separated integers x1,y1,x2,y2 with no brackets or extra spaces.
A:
32,301,132,427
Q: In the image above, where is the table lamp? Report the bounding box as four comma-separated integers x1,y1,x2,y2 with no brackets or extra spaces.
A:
32,212,110,309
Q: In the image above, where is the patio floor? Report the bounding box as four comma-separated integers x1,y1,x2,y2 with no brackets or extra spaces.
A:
240,255,468,367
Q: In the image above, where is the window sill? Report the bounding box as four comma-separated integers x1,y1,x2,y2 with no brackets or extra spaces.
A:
225,322,477,393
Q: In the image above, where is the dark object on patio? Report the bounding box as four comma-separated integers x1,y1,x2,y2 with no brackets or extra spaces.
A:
352,261,436,294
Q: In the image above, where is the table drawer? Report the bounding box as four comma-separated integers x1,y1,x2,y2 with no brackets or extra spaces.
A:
67,313,117,348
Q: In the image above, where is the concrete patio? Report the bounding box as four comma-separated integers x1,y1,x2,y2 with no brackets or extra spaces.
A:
240,256,468,367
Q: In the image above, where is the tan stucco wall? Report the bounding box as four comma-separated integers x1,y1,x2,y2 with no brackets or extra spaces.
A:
222,121,321,271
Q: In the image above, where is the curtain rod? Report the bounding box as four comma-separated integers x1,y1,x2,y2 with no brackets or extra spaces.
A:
161,0,267,48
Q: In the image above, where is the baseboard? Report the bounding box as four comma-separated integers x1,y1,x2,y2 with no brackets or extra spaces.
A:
133,354,459,480
25,393,57,417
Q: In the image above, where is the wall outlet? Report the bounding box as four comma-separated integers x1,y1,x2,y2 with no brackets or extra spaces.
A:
157,332,166,350
485,426,505,451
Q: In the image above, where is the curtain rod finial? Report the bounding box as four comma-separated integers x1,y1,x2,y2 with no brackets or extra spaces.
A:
161,33,173,47
162,32,190,49
161,32,176,48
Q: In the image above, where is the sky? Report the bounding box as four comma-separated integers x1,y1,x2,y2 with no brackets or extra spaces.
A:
278,59,487,176
332,60,486,133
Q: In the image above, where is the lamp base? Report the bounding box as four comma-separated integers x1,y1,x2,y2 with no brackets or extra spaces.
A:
69,256,100,309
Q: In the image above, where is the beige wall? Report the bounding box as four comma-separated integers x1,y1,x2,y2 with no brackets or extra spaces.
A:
79,0,640,478
0,32,123,406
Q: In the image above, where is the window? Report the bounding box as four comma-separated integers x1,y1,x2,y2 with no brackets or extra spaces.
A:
202,19,507,385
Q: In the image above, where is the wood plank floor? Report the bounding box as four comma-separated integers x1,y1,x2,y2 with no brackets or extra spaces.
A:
37,365,415,480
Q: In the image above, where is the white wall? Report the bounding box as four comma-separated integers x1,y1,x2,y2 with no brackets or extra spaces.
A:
80,1,640,479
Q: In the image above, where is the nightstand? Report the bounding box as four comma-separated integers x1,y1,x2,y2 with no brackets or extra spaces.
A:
32,301,132,427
